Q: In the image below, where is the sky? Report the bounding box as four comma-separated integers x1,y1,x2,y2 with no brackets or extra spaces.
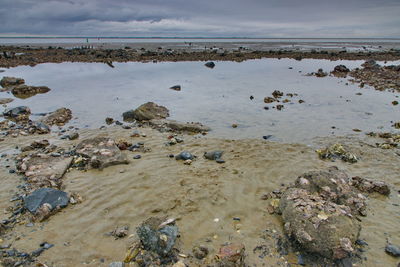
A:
0,0,399,38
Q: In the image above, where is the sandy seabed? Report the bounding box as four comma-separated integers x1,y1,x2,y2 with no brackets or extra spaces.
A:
0,125,399,267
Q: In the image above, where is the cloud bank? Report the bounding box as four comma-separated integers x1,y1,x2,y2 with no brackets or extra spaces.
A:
0,0,399,37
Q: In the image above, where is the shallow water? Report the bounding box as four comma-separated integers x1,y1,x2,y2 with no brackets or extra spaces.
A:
1,58,399,143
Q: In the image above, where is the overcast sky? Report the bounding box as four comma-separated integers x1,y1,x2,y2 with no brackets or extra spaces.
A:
0,0,399,37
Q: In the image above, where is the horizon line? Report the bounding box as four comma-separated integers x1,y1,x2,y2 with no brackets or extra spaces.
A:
0,36,399,40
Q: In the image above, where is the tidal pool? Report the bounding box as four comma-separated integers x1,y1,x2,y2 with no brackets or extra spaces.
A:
1,58,399,143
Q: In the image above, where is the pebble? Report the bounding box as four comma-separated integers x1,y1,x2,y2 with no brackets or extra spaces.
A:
133,155,141,159
68,132,79,140
184,159,192,165
175,151,194,160
8,169,15,174
216,159,225,164
385,244,400,257
263,135,273,140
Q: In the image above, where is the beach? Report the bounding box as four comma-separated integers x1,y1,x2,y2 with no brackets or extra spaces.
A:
0,40,399,267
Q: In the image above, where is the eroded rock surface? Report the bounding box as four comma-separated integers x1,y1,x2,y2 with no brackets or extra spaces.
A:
75,137,128,169
17,154,73,189
0,76,25,88
123,102,169,121
277,167,389,260
11,84,51,99
40,107,72,126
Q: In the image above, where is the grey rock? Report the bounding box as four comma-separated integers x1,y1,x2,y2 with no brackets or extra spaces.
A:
205,61,215,68
24,188,69,214
204,151,223,160
170,85,181,91
175,151,194,160
137,217,179,257
3,106,31,118
385,244,400,257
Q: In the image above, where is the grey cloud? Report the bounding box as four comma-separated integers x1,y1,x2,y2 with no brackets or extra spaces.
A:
0,0,399,37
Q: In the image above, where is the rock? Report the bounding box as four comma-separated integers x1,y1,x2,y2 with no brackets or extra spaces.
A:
333,65,350,73
24,188,69,218
112,226,129,239
109,262,125,267
3,106,31,118
361,59,380,69
216,243,245,266
170,85,181,91
123,102,169,122
385,244,400,257
150,119,210,133
0,98,14,105
175,151,194,160
0,76,25,88
192,245,208,259
40,108,72,126
316,143,358,163
68,132,79,140
216,159,225,164
105,117,114,125
133,155,141,159
204,151,223,160
278,167,367,260
264,97,276,103
75,137,129,169
315,68,328,77
17,155,73,189
205,61,215,68
272,90,284,98
32,121,51,134
350,176,390,195
137,217,179,257
11,85,51,99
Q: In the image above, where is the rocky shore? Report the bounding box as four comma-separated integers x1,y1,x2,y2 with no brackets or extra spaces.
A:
0,48,399,266
1,45,400,68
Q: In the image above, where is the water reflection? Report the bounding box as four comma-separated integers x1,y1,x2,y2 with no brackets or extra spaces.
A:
0,58,399,143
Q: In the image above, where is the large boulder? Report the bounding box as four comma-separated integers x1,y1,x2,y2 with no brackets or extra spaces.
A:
123,102,169,121
278,167,368,260
0,76,25,88
75,137,129,169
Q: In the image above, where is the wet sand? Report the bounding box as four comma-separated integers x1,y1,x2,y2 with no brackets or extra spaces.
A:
0,126,399,266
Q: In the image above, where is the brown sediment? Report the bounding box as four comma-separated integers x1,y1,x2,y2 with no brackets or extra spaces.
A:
0,126,398,266
0,45,400,68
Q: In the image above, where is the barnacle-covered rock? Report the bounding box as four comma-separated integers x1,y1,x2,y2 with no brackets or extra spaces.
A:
316,143,358,163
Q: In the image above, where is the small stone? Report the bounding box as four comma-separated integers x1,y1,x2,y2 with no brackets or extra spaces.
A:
231,124,238,128
184,159,192,165
193,245,209,259
175,151,194,160
216,159,225,164
68,132,79,140
205,61,215,68
170,85,181,91
105,117,114,125
133,155,141,159
109,262,125,267
385,244,400,257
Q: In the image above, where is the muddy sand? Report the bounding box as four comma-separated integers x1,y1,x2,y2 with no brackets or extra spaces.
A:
0,125,399,266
